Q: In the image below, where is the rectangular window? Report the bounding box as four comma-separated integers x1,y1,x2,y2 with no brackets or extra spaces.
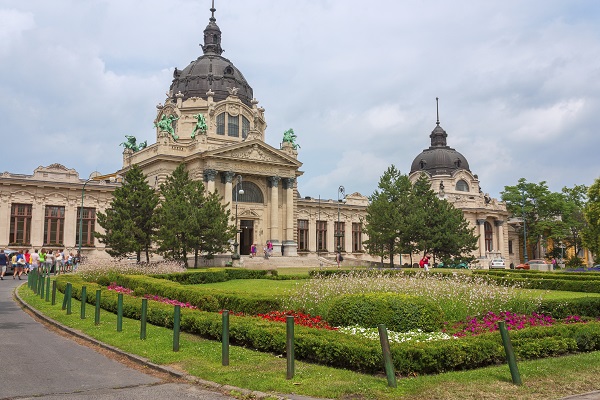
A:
352,222,362,252
9,204,32,245
216,113,225,135
76,207,96,247
508,240,513,254
228,114,239,137
317,220,327,252
242,116,250,139
335,221,345,252
44,205,65,246
297,219,309,251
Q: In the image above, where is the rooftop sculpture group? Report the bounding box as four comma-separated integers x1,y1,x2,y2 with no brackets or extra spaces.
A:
120,135,147,152
282,128,300,150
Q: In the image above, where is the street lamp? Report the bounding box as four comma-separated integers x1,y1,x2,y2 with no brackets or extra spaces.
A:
521,190,528,263
336,185,346,252
232,175,244,260
78,178,94,258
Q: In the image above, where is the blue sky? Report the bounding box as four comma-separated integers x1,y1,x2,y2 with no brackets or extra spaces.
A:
1,0,599,201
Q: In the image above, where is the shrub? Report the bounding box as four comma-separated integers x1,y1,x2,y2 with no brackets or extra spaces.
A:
326,293,444,332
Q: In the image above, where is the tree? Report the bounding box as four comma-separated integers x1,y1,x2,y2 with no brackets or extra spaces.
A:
154,164,235,267
363,165,415,268
411,174,478,263
501,178,563,259
95,165,158,262
583,177,600,264
364,167,478,267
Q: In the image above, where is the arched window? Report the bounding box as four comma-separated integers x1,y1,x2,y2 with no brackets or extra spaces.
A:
484,221,493,252
456,179,469,192
216,112,250,138
233,181,264,203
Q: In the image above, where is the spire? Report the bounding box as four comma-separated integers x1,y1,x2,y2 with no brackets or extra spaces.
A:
430,97,448,147
201,0,223,55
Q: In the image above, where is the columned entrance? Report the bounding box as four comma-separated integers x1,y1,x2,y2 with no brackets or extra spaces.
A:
240,220,254,255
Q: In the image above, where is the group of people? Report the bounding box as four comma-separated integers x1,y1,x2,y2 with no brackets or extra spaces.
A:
249,241,274,259
0,248,79,280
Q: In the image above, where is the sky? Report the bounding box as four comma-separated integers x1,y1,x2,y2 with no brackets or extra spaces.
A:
1,0,600,201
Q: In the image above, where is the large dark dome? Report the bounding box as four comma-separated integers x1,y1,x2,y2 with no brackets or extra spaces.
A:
169,4,253,107
410,122,470,175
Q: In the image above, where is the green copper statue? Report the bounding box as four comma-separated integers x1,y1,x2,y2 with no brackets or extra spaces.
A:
155,114,179,140
282,128,300,150
120,135,147,152
191,113,208,138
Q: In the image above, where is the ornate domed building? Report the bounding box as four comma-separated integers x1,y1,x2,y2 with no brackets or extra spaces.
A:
408,99,520,267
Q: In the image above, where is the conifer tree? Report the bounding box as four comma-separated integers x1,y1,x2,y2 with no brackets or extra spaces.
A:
95,165,158,262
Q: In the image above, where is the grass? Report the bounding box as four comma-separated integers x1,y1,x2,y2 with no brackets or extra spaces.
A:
18,282,600,400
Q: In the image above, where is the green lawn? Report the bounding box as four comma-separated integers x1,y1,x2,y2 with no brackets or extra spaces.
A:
18,281,600,400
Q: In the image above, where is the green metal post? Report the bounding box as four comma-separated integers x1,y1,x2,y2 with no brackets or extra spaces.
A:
33,271,38,294
45,276,50,302
378,324,397,388
80,286,87,319
28,270,32,289
39,274,45,299
66,283,72,315
51,281,57,305
286,315,295,380
140,298,148,340
117,293,123,332
62,283,69,310
222,310,230,366
173,305,181,352
95,290,101,326
498,321,522,385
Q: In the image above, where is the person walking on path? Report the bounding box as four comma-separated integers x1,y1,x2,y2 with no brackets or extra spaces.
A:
250,243,257,258
13,250,25,280
0,249,7,280
336,252,343,268
30,249,40,273
24,249,31,275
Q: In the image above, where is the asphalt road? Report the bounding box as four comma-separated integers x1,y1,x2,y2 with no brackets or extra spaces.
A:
0,276,236,400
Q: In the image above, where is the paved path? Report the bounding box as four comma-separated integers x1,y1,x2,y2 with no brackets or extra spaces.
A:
0,277,236,400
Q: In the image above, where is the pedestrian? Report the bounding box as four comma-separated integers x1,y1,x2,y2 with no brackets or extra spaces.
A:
55,250,64,274
31,249,40,274
250,243,257,258
13,250,25,280
267,240,273,257
263,244,269,259
46,250,55,275
39,249,47,275
24,249,31,275
0,249,7,280
552,258,557,270
420,255,430,272
336,252,343,268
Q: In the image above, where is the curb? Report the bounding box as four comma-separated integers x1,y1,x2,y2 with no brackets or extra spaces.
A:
14,283,323,400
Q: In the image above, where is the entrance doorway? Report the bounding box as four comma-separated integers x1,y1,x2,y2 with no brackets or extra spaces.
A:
239,220,254,255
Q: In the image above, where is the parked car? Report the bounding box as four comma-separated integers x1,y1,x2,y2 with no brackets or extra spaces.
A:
489,258,506,269
516,259,550,271
436,260,469,269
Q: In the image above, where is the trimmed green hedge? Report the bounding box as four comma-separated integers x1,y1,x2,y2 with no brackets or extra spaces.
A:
327,293,444,332
472,270,600,294
53,275,600,376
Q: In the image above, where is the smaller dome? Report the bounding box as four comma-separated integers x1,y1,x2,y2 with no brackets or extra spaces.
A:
409,121,470,175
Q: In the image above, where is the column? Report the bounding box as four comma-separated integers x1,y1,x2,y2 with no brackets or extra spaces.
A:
268,176,281,255
0,195,10,245
327,219,335,254
63,200,77,249
495,219,505,257
31,199,45,248
203,169,217,193
223,171,235,215
344,219,352,253
476,219,486,259
282,178,297,256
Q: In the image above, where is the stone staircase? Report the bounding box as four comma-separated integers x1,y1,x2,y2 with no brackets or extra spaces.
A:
237,254,374,269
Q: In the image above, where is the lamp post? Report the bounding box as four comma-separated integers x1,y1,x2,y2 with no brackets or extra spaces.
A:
521,191,528,263
78,178,94,257
336,186,346,252
232,175,244,260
